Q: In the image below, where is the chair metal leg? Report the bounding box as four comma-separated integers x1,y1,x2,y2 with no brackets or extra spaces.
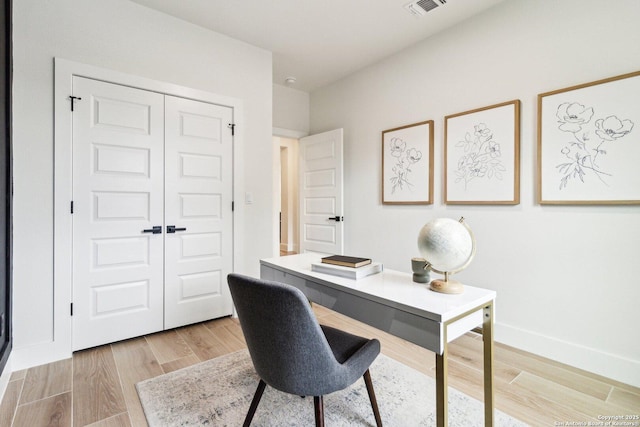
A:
243,379,267,427
314,396,325,427
364,369,383,427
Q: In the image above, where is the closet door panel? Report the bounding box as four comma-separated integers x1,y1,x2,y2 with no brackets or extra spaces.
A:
164,96,233,328
72,77,165,351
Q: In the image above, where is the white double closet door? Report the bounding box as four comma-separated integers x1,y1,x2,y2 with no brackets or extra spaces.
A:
71,77,233,351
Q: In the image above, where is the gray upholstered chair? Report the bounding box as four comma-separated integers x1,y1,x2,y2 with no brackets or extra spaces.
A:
227,273,383,427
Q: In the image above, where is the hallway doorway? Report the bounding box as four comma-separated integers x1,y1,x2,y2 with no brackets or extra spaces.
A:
275,136,299,255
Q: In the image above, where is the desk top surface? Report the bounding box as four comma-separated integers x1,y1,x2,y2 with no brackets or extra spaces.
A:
261,253,496,323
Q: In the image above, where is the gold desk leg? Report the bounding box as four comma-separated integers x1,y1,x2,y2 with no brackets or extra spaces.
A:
437,302,493,427
483,302,495,427
436,333,448,427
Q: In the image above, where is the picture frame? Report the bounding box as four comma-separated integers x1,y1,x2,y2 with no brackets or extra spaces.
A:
444,100,520,205
538,71,640,205
382,120,434,205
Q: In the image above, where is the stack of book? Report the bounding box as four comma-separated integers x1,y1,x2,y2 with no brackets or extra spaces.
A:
311,255,383,279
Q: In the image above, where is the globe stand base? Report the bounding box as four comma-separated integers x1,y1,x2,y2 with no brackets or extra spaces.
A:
429,279,464,294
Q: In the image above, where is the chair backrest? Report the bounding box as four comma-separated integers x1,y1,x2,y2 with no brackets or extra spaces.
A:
227,273,340,396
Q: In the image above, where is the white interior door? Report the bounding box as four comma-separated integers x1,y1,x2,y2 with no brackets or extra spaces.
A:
164,96,234,328
72,77,165,350
299,129,344,254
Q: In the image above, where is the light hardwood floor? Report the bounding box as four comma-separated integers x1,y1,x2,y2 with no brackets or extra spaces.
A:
1,304,638,426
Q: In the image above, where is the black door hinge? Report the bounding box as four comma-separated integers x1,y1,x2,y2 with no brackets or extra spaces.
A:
70,201,74,214
232,201,234,211
70,303,73,316
228,123,236,136
69,96,82,112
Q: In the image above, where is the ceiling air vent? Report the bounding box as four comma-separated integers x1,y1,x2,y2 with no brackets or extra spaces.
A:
404,0,446,17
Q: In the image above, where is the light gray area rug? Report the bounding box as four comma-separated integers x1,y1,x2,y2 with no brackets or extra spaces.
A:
136,349,528,426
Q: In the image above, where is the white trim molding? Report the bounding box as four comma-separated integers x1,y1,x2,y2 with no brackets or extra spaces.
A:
496,322,639,388
273,127,308,139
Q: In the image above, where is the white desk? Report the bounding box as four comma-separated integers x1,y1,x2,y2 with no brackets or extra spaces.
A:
260,253,496,427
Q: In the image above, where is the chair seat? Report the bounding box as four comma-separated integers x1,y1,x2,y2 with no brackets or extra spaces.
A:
321,325,369,363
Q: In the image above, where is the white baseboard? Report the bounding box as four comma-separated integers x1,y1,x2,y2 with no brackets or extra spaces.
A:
11,341,71,372
0,354,12,405
496,322,639,388
279,242,297,252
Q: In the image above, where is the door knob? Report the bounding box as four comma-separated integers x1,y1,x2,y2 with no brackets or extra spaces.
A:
167,225,187,233
142,226,162,234
327,216,343,222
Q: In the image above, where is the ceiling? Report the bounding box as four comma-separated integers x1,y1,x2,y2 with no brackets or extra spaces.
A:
129,0,506,92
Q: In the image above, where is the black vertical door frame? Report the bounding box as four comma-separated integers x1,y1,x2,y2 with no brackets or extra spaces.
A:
0,0,12,376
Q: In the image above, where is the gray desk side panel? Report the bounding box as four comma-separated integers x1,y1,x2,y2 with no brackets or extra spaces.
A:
261,265,441,352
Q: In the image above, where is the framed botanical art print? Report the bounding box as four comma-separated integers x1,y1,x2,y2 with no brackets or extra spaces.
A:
538,71,640,204
382,120,434,204
444,100,520,205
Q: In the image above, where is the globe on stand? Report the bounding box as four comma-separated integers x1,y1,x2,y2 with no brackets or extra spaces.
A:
417,217,476,294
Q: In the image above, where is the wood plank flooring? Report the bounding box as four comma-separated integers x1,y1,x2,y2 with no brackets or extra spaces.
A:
1,304,638,426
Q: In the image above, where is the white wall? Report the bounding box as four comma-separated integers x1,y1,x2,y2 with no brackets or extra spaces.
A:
310,0,640,387
273,84,310,135
12,0,273,363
